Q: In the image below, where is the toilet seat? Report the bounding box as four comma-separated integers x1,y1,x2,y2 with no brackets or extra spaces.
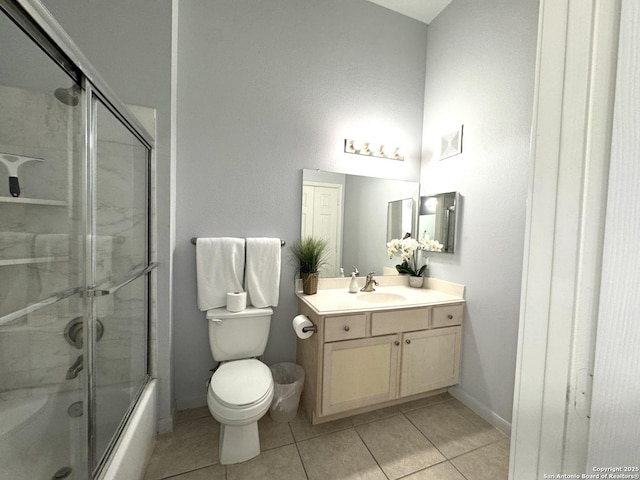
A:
210,359,273,408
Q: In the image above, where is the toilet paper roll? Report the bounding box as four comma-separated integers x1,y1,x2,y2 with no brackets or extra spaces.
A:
226,291,247,312
293,314,315,339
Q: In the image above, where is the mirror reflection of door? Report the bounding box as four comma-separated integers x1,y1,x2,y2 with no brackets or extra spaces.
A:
301,181,343,277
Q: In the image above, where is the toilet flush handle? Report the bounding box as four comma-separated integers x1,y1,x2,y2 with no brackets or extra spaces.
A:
210,318,223,324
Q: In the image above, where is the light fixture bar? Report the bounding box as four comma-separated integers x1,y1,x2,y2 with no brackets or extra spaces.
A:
344,139,404,161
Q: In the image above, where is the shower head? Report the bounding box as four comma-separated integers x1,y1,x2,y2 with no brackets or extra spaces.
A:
54,84,81,107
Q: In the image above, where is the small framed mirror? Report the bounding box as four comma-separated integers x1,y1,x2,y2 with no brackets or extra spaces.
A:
418,191,459,254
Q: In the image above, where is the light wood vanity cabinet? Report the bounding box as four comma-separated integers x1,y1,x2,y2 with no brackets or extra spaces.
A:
322,334,399,416
297,300,465,424
400,326,462,397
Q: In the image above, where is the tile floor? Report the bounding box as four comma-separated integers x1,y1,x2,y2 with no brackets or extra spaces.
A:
144,393,509,480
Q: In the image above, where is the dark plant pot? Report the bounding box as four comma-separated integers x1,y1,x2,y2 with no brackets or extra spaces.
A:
301,272,319,295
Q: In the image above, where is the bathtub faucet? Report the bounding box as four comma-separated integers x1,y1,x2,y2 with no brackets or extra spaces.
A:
66,354,83,380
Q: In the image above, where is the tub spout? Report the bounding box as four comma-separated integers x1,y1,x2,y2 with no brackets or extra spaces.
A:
66,354,83,380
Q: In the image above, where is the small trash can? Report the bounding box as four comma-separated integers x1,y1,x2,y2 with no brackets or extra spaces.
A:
269,362,305,423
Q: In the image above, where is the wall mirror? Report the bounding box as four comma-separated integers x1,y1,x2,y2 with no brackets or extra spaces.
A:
418,191,459,254
301,169,419,278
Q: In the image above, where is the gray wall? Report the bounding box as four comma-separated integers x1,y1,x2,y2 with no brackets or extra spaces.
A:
420,0,538,427
42,0,174,426
173,0,427,408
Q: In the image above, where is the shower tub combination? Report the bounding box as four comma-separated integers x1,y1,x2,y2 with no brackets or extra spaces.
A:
0,381,156,479
0,0,157,478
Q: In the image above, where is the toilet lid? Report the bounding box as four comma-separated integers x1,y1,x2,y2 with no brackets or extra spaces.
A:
210,359,273,408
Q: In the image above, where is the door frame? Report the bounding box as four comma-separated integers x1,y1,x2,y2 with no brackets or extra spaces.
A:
510,0,621,476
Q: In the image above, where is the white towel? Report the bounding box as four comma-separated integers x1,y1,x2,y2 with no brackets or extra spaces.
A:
196,237,245,311
245,237,281,308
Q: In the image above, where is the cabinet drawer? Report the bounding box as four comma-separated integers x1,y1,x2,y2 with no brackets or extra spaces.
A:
324,314,367,342
371,308,429,336
432,304,464,328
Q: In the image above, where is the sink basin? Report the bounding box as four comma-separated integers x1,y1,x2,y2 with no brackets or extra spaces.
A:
356,292,406,304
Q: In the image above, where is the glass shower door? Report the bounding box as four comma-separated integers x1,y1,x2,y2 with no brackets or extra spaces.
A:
1,1,155,477
90,97,151,471
0,6,88,479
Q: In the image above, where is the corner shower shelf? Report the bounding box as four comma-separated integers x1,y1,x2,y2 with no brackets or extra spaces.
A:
0,256,69,267
0,196,67,207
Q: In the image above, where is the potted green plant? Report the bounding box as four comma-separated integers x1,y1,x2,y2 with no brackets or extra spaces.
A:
291,236,328,295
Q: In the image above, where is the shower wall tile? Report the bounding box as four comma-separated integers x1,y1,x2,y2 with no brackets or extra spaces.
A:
0,232,35,258
0,328,32,373
0,85,82,392
0,264,31,318
0,86,70,150
0,203,27,231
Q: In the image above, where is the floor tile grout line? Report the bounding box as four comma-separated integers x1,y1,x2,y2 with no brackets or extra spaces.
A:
292,437,311,480
401,398,509,461
286,420,311,479
400,408,449,463
395,395,452,415
446,436,510,461
352,423,392,480
450,460,471,480
158,461,221,480
290,397,448,444
393,459,459,480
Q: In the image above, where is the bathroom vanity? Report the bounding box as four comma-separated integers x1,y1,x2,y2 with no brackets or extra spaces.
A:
295,277,465,424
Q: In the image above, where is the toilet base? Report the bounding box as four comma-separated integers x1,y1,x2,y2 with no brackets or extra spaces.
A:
218,421,260,464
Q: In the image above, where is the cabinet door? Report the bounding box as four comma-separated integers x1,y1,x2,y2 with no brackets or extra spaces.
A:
322,335,399,416
400,326,462,397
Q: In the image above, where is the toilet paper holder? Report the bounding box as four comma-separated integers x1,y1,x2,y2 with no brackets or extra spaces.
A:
301,324,317,333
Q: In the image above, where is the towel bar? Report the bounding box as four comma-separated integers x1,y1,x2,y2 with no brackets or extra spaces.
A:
191,237,285,247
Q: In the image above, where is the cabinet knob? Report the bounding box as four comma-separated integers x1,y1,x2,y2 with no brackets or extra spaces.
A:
394,340,400,346
406,339,411,344
343,325,350,332
447,314,454,319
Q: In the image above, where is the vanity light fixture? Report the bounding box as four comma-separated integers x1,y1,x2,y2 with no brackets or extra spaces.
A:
344,139,404,161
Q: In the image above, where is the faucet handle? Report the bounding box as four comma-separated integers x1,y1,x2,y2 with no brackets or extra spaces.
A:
352,266,359,276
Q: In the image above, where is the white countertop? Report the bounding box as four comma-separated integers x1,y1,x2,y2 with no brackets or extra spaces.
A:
296,277,465,315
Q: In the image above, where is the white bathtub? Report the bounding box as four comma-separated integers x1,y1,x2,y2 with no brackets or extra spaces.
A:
0,387,84,479
0,379,157,480
98,379,157,480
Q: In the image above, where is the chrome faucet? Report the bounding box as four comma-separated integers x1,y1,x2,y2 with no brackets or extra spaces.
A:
66,354,83,380
360,272,378,292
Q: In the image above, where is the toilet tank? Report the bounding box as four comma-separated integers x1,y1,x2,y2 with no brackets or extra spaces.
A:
206,306,273,361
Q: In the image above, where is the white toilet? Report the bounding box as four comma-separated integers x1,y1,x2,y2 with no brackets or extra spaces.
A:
206,306,275,465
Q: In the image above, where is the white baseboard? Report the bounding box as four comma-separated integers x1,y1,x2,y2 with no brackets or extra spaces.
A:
448,386,512,436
